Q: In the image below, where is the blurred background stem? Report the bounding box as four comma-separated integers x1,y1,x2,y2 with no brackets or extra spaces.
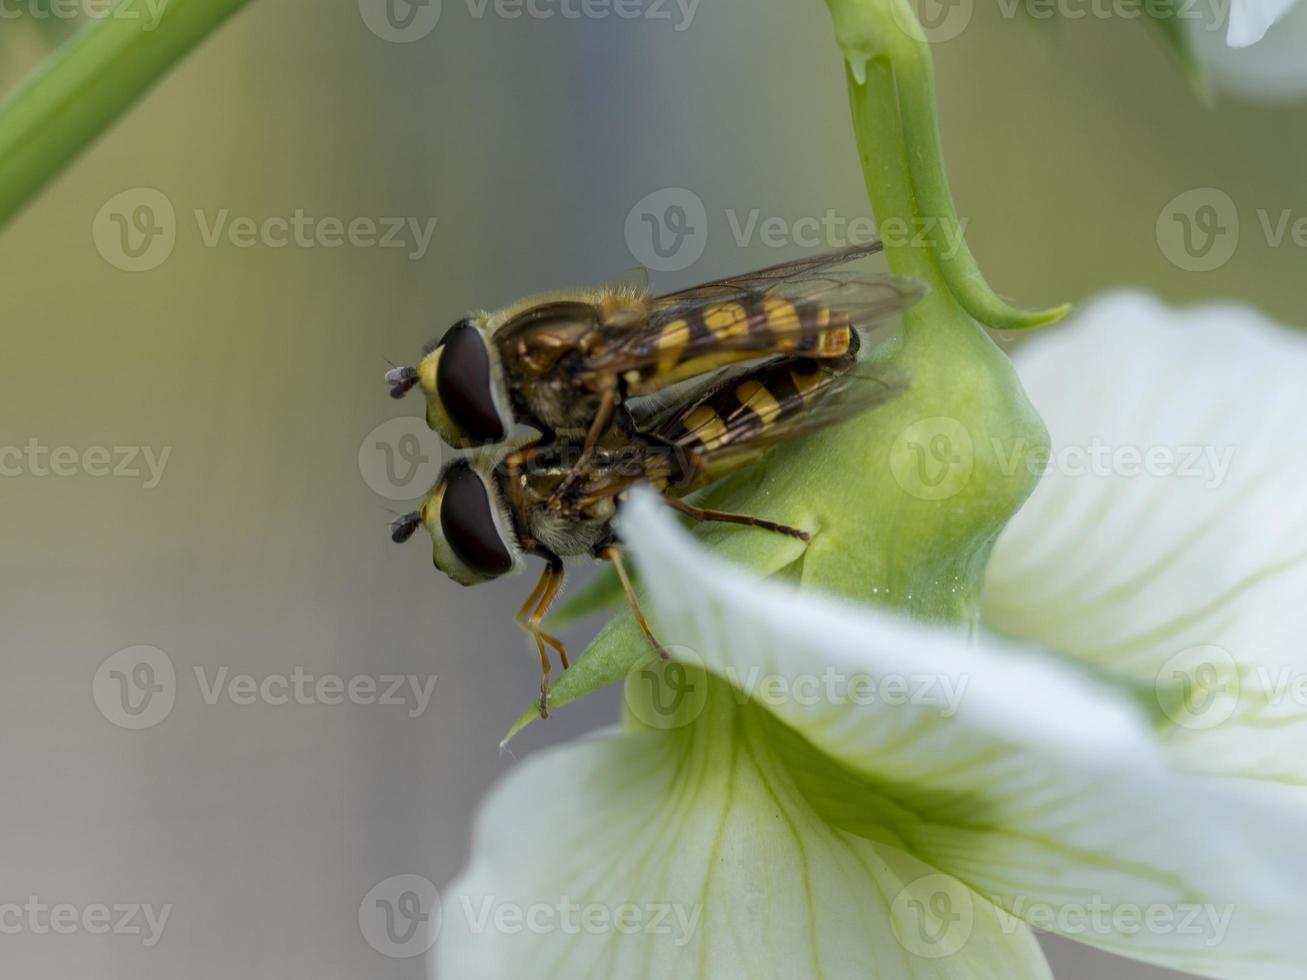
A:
0,0,254,230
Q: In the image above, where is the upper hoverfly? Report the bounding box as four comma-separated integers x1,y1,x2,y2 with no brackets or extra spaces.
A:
390,341,910,717
385,243,922,500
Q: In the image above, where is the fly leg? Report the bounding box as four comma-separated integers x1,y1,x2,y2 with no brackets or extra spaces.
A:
548,378,618,509
514,557,569,718
600,545,668,661
664,496,811,542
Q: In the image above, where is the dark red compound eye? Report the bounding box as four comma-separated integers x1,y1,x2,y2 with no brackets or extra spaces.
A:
439,462,513,578
436,321,506,444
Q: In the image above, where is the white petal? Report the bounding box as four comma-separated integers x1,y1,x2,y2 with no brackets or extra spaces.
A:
1226,0,1298,45
1189,0,1307,98
435,714,1050,979
620,492,1307,978
985,291,1307,788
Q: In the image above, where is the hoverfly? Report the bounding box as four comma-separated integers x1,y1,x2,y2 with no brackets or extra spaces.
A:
385,243,921,502
390,344,908,717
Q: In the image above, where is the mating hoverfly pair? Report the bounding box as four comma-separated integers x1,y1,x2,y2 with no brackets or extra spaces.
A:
385,243,921,716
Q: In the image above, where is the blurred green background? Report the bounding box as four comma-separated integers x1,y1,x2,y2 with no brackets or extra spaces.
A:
2,0,1303,976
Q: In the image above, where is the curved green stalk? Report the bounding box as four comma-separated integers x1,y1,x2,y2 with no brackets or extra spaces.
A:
0,0,254,230
827,0,1069,330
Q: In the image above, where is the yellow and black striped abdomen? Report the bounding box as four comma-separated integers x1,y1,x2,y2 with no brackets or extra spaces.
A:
652,352,859,491
625,296,853,395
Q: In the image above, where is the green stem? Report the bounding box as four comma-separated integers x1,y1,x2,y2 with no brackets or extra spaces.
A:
828,0,1068,330
846,56,939,313
0,0,255,230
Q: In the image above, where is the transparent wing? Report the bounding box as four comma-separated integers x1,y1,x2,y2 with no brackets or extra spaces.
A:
657,242,883,301
657,357,909,484
565,356,907,511
585,250,924,379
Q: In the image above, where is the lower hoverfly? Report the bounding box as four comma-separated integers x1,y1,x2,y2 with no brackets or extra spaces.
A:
390,343,908,717
385,243,922,502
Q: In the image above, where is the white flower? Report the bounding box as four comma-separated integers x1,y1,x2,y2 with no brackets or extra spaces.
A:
433,293,1307,979
986,291,1307,799
1189,0,1307,98
1224,0,1298,47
